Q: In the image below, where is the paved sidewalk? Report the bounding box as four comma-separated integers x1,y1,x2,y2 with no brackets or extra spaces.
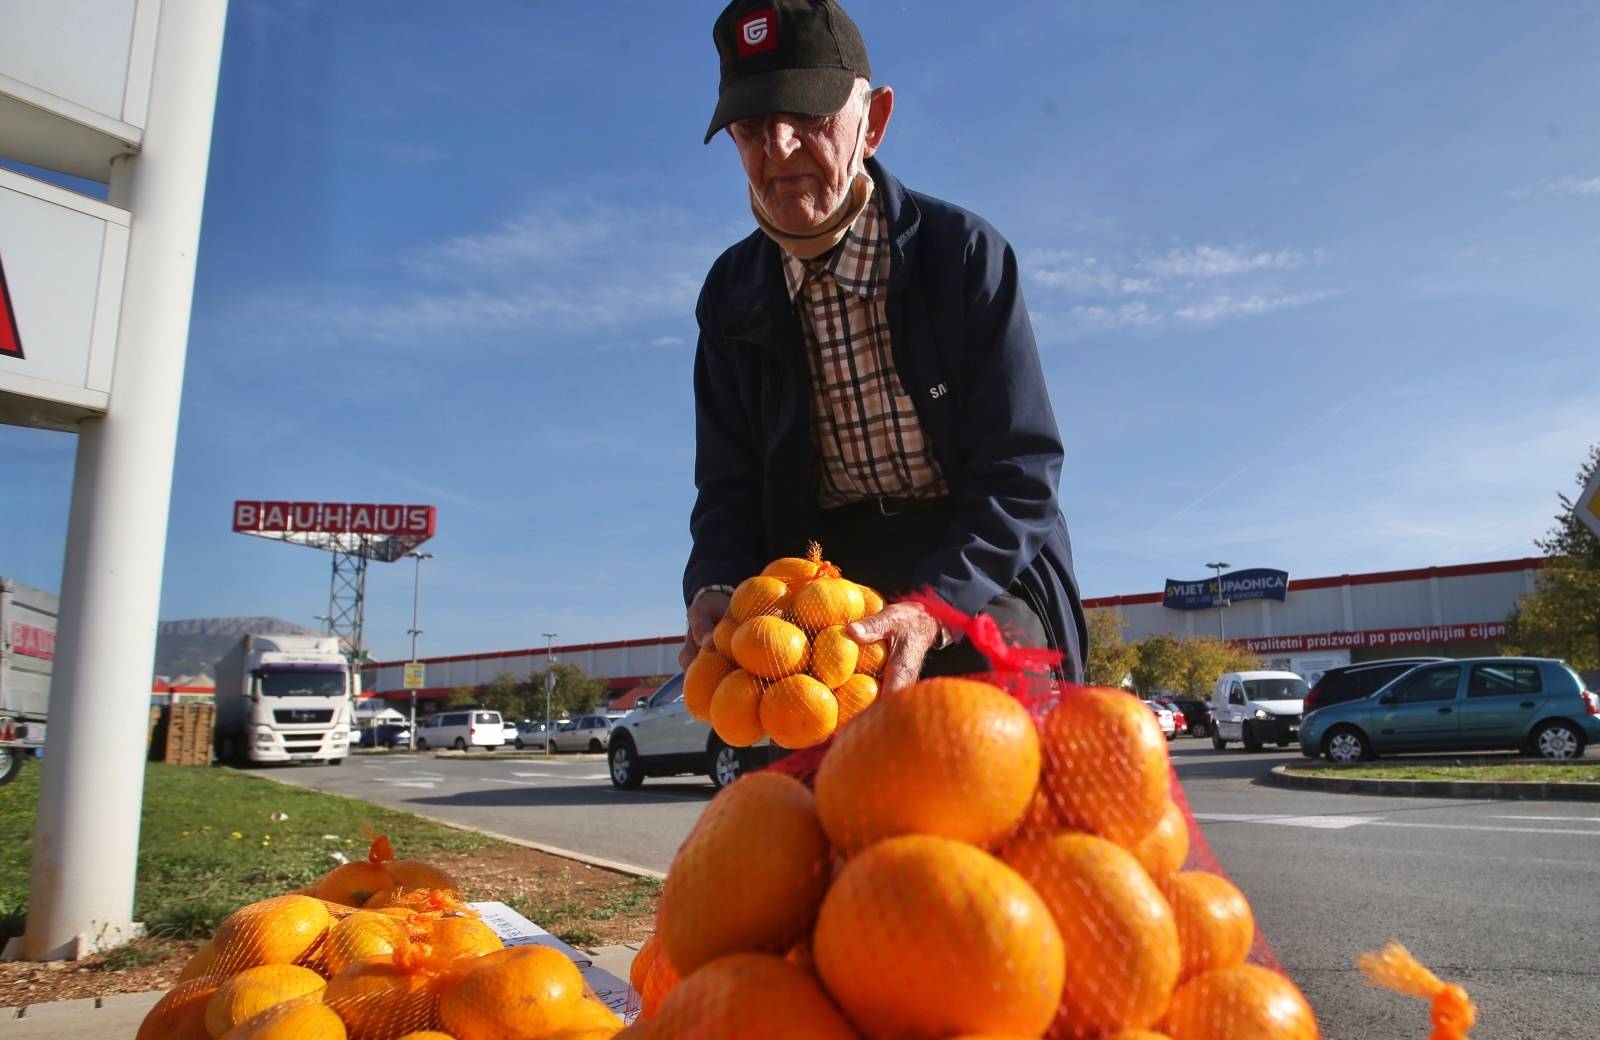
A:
0,944,641,1037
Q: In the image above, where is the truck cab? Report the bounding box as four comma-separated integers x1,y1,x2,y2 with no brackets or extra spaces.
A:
214,634,353,765
1209,670,1309,752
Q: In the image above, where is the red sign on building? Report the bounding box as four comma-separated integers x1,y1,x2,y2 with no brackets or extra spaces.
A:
9,621,54,661
0,253,22,360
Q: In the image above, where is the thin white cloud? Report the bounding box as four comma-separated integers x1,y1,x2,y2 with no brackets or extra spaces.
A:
1142,245,1322,279
1024,241,1337,338
1510,175,1600,200
650,335,686,347
1173,289,1342,323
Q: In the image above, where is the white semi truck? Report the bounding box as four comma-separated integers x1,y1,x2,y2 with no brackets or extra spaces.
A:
0,578,57,785
213,633,354,765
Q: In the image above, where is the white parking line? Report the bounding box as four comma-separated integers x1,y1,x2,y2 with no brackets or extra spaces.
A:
1193,812,1600,838
512,771,611,781
1191,813,1378,830
1490,814,1600,824
1371,821,1600,837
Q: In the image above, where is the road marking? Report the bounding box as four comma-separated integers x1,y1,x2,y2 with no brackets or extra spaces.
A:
1191,813,1378,830
512,771,611,781
1194,811,1600,837
1491,814,1600,824
377,780,438,790
1371,821,1600,837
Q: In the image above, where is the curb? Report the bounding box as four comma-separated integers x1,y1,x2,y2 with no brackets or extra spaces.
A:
243,768,666,880
1267,765,1600,801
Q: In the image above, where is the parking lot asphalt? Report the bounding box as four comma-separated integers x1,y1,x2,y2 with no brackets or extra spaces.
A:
266,741,1599,1040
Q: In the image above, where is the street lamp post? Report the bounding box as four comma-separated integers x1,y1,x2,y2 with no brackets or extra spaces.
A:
542,632,557,757
405,551,433,751
1206,561,1231,641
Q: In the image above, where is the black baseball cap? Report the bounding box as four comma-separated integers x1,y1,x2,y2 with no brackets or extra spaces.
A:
705,0,872,144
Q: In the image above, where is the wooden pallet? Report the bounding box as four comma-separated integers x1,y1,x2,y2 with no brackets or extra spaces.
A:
151,703,216,766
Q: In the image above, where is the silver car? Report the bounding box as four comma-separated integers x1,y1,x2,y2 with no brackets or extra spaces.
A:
548,714,615,753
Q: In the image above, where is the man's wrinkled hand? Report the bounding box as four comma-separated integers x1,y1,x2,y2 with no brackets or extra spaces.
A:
847,601,941,694
678,590,732,670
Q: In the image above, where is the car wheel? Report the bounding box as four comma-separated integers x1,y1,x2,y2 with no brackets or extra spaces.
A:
0,748,23,786
1241,722,1264,752
1210,723,1228,750
416,738,428,751
1165,731,1176,742
1189,722,1207,738
514,738,524,750
609,739,644,790
453,738,467,751
1323,726,1371,764
328,758,344,767
548,740,558,755
1530,720,1585,760
708,741,744,789
588,738,603,753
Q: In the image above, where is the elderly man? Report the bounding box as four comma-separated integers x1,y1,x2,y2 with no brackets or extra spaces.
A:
679,0,1087,692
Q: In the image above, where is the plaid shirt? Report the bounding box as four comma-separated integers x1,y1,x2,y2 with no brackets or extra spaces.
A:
782,194,950,508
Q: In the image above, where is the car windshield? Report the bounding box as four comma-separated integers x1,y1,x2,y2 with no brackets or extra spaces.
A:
1242,678,1308,700
257,669,345,696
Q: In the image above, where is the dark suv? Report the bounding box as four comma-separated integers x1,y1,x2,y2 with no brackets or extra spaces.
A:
1301,658,1447,716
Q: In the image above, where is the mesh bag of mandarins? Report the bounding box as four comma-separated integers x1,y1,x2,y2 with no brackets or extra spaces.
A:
135,833,629,1040
634,545,1479,1040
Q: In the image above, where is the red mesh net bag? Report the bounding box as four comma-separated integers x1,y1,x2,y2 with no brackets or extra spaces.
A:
638,546,1479,1040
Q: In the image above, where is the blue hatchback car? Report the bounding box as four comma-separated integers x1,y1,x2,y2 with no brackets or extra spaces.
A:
1299,657,1600,763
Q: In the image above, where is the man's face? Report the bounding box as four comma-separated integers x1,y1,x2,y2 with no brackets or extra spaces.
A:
730,85,892,233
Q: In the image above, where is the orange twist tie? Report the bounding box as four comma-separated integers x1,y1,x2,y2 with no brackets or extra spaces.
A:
362,832,396,866
1359,942,1476,1040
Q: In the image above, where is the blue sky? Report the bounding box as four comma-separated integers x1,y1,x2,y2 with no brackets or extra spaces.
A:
7,1,1599,663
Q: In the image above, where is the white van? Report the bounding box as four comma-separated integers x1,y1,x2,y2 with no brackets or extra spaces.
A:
1209,670,1309,752
415,708,506,751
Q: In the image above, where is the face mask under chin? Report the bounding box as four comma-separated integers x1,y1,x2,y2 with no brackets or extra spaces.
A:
749,171,874,260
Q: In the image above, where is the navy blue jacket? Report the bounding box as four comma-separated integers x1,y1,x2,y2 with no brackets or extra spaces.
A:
683,159,1087,679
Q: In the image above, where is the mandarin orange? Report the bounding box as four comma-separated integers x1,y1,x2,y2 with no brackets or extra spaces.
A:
1003,831,1178,1037
814,834,1064,1038
814,677,1039,852
1039,686,1171,847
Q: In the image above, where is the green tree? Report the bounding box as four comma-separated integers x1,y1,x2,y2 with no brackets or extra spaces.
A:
447,684,479,707
1176,638,1261,696
528,662,608,718
1084,609,1139,688
1504,445,1600,670
477,671,528,718
1129,632,1186,695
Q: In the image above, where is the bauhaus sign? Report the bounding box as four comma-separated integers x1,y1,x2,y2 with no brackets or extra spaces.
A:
233,501,438,538
1163,568,1290,611
0,253,22,360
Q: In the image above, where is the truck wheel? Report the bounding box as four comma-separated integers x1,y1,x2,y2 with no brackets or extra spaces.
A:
0,748,23,786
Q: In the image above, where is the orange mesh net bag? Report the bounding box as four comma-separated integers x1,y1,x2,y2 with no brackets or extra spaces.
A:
630,547,1480,1040
138,833,625,1040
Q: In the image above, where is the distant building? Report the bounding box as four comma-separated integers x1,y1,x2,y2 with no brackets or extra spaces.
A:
358,557,1544,699
1086,557,1540,681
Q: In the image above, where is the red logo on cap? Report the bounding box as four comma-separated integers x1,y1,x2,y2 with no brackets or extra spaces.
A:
736,9,778,58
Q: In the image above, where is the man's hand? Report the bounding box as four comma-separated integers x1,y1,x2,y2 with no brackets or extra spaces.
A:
678,590,732,670
847,601,942,694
